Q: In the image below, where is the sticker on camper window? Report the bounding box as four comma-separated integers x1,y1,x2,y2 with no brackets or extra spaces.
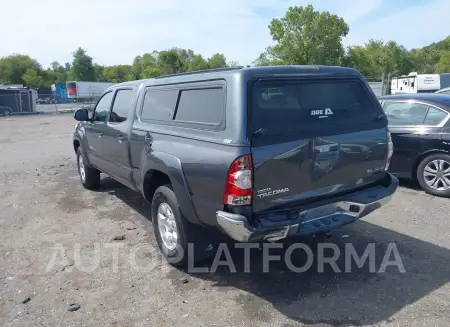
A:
310,108,334,118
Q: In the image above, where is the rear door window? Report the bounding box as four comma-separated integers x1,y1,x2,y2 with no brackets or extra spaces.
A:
250,79,378,134
383,101,428,126
424,106,448,125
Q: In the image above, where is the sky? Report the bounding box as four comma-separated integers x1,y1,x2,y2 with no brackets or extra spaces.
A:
2,0,449,68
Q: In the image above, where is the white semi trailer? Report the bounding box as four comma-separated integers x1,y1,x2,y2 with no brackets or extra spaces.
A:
66,81,116,102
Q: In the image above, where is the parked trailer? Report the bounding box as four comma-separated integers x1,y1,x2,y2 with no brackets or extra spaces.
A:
0,88,37,116
391,72,450,94
66,81,116,102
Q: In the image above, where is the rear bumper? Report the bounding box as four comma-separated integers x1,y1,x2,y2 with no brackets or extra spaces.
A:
216,173,399,242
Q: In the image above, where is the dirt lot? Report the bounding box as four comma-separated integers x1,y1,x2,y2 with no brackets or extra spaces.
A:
1,114,449,327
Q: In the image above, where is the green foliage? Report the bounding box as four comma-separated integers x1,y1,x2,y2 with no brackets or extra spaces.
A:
257,5,349,66
71,47,96,81
188,55,209,71
22,68,45,88
93,64,106,82
435,51,450,73
344,39,413,79
44,61,68,85
103,65,133,83
208,53,228,69
0,54,42,84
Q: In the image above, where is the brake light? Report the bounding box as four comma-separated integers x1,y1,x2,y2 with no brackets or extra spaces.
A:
385,130,394,170
224,154,252,205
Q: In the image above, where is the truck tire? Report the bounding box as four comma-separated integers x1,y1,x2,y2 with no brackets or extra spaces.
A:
151,185,218,267
417,153,450,197
76,148,100,190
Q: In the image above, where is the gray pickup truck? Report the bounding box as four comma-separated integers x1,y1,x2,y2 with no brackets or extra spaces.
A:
73,66,398,266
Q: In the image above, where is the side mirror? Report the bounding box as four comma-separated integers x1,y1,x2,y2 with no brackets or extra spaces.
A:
74,108,89,121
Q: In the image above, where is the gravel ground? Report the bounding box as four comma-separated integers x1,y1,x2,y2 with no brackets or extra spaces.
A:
0,114,449,327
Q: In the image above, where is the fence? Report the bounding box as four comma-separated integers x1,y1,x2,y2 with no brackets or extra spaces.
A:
0,92,100,116
35,93,98,114
366,73,391,97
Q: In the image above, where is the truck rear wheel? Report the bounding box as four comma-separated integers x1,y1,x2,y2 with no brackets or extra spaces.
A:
76,148,100,190
151,185,218,267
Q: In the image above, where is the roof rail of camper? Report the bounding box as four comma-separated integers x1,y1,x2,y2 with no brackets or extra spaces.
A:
154,66,244,79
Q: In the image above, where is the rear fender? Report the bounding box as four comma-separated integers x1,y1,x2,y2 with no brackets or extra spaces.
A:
139,152,201,225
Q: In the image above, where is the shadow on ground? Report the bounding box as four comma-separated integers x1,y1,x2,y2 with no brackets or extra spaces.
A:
398,178,423,192
95,176,450,327
95,176,152,223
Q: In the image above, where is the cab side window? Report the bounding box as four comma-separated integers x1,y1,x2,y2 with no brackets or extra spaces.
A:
93,92,114,122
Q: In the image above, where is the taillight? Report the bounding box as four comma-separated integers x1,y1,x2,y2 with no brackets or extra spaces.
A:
224,154,252,205
385,130,394,170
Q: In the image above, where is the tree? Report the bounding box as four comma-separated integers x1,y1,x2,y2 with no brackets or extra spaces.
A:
0,54,42,84
436,51,450,73
227,61,241,68
50,61,61,71
342,45,375,77
103,65,133,83
44,69,66,85
343,40,412,79
22,68,45,88
256,5,349,66
141,65,164,78
132,55,143,78
93,64,106,81
132,53,159,79
188,55,209,71
208,53,227,69
254,52,284,66
175,48,195,70
157,49,185,74
71,47,95,81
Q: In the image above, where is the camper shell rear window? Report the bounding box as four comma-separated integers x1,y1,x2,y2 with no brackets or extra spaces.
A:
249,78,379,135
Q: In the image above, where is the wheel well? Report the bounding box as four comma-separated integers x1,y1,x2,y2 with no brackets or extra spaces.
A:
73,140,80,153
143,170,171,202
412,150,449,180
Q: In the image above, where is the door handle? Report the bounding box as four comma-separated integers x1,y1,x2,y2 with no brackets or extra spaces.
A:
98,132,103,138
117,136,125,144
314,144,339,153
